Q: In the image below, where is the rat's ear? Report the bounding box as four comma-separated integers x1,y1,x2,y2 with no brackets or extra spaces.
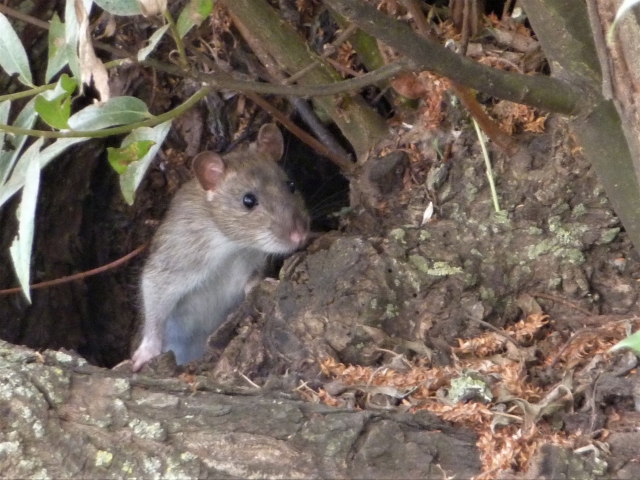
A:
256,123,284,161
193,152,225,191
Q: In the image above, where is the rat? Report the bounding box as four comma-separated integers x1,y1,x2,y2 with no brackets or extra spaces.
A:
131,123,310,371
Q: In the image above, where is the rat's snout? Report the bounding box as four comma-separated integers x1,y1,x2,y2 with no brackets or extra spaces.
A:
289,214,310,247
290,228,306,246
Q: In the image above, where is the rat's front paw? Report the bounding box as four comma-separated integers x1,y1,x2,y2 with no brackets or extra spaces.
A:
131,338,162,372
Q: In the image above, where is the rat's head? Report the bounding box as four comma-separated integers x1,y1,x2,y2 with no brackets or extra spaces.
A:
192,123,310,254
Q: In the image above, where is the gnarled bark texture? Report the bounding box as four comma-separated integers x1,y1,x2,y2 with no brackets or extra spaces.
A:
0,339,481,479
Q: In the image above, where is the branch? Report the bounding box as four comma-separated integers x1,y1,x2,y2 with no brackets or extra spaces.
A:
324,0,583,115
144,59,407,99
0,245,147,297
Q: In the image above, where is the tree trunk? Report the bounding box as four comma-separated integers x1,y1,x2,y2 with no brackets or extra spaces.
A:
0,339,482,479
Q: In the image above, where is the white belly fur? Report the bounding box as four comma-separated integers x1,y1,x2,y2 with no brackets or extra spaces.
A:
162,248,266,364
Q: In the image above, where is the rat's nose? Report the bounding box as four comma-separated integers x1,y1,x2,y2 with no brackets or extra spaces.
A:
290,229,306,245
289,216,309,246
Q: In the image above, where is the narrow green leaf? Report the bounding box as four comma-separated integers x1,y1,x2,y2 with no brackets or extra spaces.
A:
45,13,68,83
138,24,170,61
119,121,172,204
177,0,213,38
67,96,152,130
63,0,88,82
94,0,143,16
0,97,37,189
0,13,33,86
9,138,44,303
108,140,155,174
0,101,11,185
0,137,87,210
609,330,640,354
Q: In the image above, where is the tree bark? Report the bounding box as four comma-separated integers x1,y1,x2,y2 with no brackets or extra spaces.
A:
0,339,482,478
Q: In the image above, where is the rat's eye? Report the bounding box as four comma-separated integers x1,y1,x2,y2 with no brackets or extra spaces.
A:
286,180,296,194
243,193,258,209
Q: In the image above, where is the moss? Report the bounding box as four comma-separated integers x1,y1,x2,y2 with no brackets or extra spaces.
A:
548,277,562,289
52,351,74,364
121,462,134,474
479,287,495,301
427,262,463,277
597,227,620,245
129,418,167,442
409,255,430,273
384,303,399,319
389,228,406,243
554,248,585,264
528,239,554,259
491,210,510,224
447,374,492,403
571,203,587,217
95,450,113,467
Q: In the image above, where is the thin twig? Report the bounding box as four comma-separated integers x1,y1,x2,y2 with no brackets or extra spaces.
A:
164,9,188,67
0,244,147,297
533,292,594,316
466,317,520,351
324,57,362,78
150,58,408,98
283,24,359,85
403,1,520,158
0,3,49,29
192,48,355,172
473,118,501,212
585,0,613,99
549,316,640,367
501,0,514,21
0,3,406,102
225,14,353,165
460,0,470,55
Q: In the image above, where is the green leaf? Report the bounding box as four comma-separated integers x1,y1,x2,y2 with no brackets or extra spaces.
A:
609,330,640,354
35,75,77,129
177,0,213,38
9,138,44,303
0,137,87,210
94,0,143,16
108,140,155,174
0,13,33,87
0,101,11,185
60,73,77,93
67,96,152,130
45,13,68,83
40,74,77,101
138,24,170,61
119,121,172,205
63,0,87,82
0,97,37,189
35,96,71,130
